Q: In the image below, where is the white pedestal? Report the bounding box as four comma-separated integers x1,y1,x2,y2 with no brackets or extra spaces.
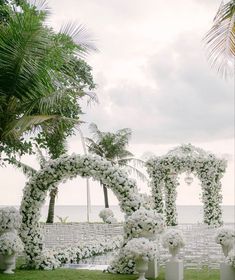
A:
165,260,184,280
145,259,159,279
220,262,235,280
0,255,4,270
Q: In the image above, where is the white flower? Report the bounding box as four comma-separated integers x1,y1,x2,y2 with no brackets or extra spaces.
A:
99,208,114,222
124,207,165,238
162,229,185,249
215,228,235,247
124,237,157,262
0,232,24,255
0,207,21,232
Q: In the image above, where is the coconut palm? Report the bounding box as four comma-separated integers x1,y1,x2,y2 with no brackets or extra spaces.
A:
86,123,147,208
204,0,235,77
0,1,96,162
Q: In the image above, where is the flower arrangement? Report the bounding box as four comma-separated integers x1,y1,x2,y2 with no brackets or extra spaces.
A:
0,232,24,255
215,228,235,257
146,144,227,226
106,216,118,224
124,237,157,262
162,229,185,249
99,208,114,223
19,154,141,269
0,207,21,232
162,229,185,261
124,207,165,239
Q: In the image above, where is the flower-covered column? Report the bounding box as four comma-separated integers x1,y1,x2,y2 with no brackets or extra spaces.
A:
146,159,164,214
197,156,226,226
164,175,178,226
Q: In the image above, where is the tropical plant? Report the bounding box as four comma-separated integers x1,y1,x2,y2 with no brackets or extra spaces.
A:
86,123,147,208
204,0,235,77
0,1,96,163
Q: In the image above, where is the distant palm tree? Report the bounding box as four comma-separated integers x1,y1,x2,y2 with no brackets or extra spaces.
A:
204,0,235,77
86,123,147,208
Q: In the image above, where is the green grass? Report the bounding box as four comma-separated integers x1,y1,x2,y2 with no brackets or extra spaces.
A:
0,268,220,280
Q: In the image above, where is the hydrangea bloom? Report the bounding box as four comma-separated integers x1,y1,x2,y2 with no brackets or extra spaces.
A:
215,228,235,247
124,207,165,239
99,208,114,222
124,237,157,262
0,232,24,255
162,229,185,249
0,207,21,232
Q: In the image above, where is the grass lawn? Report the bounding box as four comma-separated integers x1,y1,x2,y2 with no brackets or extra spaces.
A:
0,268,220,280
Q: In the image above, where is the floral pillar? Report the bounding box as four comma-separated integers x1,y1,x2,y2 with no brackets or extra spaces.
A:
146,160,164,214
164,175,178,226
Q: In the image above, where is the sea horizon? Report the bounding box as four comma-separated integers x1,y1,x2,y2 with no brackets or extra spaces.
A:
1,204,234,224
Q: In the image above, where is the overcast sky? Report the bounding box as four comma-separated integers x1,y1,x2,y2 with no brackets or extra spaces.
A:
0,0,234,207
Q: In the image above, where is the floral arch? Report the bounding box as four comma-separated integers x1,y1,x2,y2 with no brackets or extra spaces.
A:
146,144,227,226
19,154,141,268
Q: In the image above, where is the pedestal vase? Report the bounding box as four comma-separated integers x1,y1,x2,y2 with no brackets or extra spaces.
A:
135,258,148,280
2,254,16,274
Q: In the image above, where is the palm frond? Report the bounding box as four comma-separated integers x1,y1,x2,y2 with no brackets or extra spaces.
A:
122,163,149,182
85,137,104,156
88,123,103,141
204,0,235,77
3,115,57,138
60,22,97,55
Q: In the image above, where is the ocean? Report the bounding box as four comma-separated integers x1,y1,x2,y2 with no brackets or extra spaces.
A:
39,205,235,224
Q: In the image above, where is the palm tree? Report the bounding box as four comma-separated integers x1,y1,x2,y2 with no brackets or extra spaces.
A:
204,0,235,77
86,123,147,208
0,1,96,162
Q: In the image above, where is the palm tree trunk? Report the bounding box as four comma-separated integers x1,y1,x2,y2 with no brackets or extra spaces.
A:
102,184,109,208
46,187,58,223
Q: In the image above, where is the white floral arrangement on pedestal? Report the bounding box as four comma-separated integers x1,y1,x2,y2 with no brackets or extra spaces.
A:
162,229,185,261
0,207,21,233
0,232,24,255
124,207,165,239
106,216,118,224
215,228,235,257
99,208,116,223
124,237,157,262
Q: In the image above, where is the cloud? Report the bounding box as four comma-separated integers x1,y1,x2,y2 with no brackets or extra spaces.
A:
81,30,233,145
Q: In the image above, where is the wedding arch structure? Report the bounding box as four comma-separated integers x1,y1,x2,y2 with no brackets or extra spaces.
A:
146,144,227,226
19,154,141,268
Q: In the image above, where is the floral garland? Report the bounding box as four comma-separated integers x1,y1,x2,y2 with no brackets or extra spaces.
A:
19,154,141,269
124,237,157,262
146,144,227,226
0,207,22,232
0,232,24,255
33,236,122,270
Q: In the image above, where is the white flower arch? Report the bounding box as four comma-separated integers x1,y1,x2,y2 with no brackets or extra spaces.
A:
146,144,227,226
19,154,141,268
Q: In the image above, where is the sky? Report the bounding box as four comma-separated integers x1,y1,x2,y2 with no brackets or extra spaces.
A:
0,0,234,207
